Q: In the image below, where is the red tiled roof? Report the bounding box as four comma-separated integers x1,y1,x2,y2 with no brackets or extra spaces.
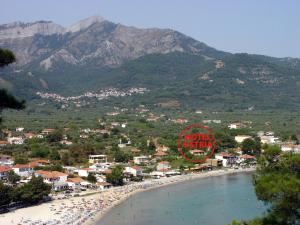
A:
131,166,142,170
190,149,205,153
32,159,50,164
35,170,67,179
217,152,232,157
13,164,33,169
67,177,84,183
154,151,168,156
0,166,12,173
97,182,112,186
102,169,112,174
80,168,93,171
240,154,255,159
158,161,170,164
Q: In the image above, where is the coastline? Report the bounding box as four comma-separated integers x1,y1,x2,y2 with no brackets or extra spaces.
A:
0,168,255,225
85,167,255,225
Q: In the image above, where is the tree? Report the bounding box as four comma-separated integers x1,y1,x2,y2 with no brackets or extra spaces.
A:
241,138,261,156
0,49,16,67
14,175,51,205
0,49,25,124
253,153,300,225
61,152,72,166
46,129,63,143
7,170,20,185
111,127,120,135
106,166,124,186
113,150,132,163
87,173,97,183
231,145,300,225
49,149,61,160
290,134,299,144
14,155,29,164
0,182,12,208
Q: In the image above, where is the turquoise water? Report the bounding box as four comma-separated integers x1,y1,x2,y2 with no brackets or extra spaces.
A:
96,172,267,225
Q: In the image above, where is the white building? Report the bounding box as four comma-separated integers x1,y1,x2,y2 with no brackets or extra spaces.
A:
234,135,252,143
13,164,34,177
7,137,24,145
124,166,143,176
97,182,112,190
0,166,12,180
133,156,150,165
35,170,68,191
0,155,14,166
89,163,112,172
228,123,246,129
16,127,24,132
89,155,107,164
157,161,171,171
215,153,237,167
67,177,84,190
260,135,279,144
78,168,95,177
281,144,294,152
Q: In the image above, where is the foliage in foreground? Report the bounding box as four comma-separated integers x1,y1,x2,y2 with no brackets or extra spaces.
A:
229,145,300,225
0,175,51,208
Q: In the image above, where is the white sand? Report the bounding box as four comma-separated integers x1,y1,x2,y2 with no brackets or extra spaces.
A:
0,168,255,225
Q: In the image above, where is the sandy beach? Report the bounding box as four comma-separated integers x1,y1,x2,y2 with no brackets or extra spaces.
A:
0,168,255,225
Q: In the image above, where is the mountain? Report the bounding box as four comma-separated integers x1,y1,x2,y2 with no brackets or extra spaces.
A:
0,15,226,70
0,16,300,110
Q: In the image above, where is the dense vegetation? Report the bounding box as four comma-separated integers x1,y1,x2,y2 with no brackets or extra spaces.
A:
0,175,51,209
230,146,300,225
2,51,300,110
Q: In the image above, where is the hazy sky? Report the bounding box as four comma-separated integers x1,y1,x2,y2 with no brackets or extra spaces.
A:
1,0,299,58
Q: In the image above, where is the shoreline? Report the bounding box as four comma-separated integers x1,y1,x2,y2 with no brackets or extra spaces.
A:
0,168,255,225
85,167,255,225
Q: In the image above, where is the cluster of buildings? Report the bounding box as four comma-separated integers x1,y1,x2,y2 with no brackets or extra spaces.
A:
36,88,148,108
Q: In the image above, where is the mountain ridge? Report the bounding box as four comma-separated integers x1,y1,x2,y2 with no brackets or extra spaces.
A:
0,16,300,110
0,16,226,69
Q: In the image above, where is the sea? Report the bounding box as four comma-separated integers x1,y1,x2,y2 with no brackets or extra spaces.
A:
95,172,267,225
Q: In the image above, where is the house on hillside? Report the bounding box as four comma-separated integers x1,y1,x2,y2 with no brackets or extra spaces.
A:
157,161,171,171
88,155,107,164
154,151,168,159
97,182,112,190
124,166,143,177
7,137,24,145
133,156,150,165
13,164,34,177
0,166,12,180
189,149,205,156
0,140,9,147
89,162,112,173
215,152,237,167
228,123,247,129
16,127,24,132
42,129,55,135
78,168,95,177
35,170,68,191
67,177,84,190
205,158,222,167
0,155,14,166
237,154,256,164
234,135,252,143
30,159,51,167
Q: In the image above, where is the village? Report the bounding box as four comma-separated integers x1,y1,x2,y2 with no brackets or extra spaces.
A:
1,118,299,197
36,87,148,108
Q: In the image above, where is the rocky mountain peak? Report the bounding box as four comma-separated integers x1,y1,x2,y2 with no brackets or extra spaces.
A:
0,21,65,40
66,15,106,33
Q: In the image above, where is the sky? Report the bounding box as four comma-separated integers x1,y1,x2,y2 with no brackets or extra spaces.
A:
1,0,299,58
